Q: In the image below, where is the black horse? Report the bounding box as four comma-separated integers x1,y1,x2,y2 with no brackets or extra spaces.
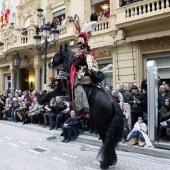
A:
45,44,123,169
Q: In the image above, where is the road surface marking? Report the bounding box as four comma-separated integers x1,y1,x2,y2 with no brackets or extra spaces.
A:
9,143,19,147
52,157,67,163
62,153,77,159
19,141,29,145
4,136,11,140
37,146,50,150
28,150,40,154
92,161,100,165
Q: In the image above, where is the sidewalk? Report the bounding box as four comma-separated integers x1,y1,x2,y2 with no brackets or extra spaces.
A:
1,120,170,159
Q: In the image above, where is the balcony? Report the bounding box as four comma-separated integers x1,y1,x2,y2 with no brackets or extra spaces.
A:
1,22,78,54
116,0,170,32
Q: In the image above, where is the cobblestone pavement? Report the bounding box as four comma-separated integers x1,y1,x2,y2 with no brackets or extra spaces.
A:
0,123,170,170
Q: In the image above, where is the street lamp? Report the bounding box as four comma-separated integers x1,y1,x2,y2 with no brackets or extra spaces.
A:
33,9,59,93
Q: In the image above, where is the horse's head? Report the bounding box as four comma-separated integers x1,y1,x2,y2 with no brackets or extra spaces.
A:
49,44,75,73
48,45,63,68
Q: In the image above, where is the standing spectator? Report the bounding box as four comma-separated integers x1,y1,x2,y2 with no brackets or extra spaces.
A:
98,11,105,20
157,76,163,90
35,25,40,34
124,83,133,103
74,14,79,23
105,8,110,18
62,110,79,143
162,80,166,86
128,85,145,128
105,84,112,95
159,98,170,127
61,16,66,25
90,12,98,21
112,89,124,109
119,82,126,96
158,85,170,111
55,17,61,26
141,75,147,92
164,84,170,94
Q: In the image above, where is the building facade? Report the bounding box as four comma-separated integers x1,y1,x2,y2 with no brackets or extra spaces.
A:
0,0,170,92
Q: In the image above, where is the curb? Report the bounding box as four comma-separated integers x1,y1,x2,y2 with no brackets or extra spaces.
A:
1,120,170,159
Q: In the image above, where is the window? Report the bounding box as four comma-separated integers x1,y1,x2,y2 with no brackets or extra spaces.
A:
5,75,11,90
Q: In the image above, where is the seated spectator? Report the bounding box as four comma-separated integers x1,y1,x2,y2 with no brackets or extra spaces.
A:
90,12,98,21
127,116,152,147
49,96,66,130
62,110,79,143
159,98,170,128
0,97,4,120
105,8,110,18
16,99,29,121
23,97,38,124
11,99,20,123
2,98,11,120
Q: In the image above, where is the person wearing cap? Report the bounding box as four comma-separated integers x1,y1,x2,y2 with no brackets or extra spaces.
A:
128,85,145,128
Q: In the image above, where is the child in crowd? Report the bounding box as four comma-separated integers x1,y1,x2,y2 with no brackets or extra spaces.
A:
127,116,152,147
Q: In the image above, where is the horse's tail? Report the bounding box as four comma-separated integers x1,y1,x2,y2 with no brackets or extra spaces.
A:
100,98,124,167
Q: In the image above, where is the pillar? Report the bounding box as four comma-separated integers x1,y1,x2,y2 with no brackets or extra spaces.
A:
33,64,42,92
10,67,16,90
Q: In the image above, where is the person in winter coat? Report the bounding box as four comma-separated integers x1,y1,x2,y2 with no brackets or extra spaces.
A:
128,85,145,128
62,110,79,143
159,98,170,127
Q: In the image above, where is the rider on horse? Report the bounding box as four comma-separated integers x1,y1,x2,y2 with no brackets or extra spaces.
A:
70,29,105,117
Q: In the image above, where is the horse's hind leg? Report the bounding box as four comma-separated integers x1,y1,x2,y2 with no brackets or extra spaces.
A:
96,125,106,143
109,149,117,166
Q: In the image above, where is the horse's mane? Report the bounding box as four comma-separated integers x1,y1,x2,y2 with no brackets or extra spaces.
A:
62,44,75,73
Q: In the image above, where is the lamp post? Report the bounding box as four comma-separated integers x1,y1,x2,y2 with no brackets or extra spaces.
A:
13,52,20,90
33,8,59,93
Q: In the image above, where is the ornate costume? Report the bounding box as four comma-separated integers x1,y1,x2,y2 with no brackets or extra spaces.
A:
70,28,105,116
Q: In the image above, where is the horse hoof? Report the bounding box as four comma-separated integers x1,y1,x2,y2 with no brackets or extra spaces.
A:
109,158,117,166
99,161,109,169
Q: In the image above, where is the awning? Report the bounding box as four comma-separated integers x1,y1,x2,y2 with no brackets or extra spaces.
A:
91,0,105,5
52,6,65,18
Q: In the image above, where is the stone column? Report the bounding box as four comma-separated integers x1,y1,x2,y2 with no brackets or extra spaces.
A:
33,64,42,92
10,67,16,90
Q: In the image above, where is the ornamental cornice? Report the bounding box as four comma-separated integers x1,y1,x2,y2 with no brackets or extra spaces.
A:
33,64,43,70
142,36,170,52
0,66,10,72
94,48,111,58
9,68,17,74
20,55,30,66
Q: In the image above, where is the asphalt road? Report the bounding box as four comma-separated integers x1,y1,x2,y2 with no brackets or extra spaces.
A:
0,123,170,170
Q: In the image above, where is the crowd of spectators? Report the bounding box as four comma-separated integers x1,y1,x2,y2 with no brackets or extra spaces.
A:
0,76,170,144
119,0,143,7
90,8,110,21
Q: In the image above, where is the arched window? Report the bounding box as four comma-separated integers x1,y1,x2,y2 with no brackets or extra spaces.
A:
24,16,32,28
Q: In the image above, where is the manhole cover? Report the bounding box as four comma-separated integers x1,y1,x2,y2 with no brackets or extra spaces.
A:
47,136,56,141
33,148,46,152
